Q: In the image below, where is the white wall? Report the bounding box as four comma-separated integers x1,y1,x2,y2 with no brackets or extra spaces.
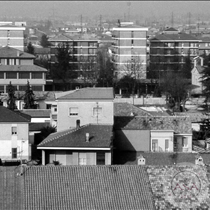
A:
151,131,174,152
0,123,29,160
57,100,114,131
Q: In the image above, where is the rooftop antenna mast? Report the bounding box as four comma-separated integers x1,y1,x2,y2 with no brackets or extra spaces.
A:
127,1,131,21
188,12,191,33
171,12,174,27
80,14,83,34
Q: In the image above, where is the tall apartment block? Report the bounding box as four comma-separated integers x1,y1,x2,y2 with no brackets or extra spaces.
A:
111,23,148,79
149,28,201,78
0,25,25,51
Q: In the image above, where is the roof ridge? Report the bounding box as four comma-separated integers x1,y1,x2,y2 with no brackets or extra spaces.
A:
39,124,90,146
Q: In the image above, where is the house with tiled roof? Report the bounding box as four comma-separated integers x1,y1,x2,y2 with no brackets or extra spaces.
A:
114,115,192,152
56,87,114,131
191,56,204,94
37,124,113,165
0,46,47,93
0,106,30,161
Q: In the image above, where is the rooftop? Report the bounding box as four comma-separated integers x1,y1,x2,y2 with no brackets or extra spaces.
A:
21,109,51,118
114,116,192,134
0,46,34,58
57,87,114,100
38,124,113,148
0,65,47,72
0,106,30,123
23,165,155,210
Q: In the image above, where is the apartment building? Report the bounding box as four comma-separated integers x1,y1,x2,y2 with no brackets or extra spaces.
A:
149,27,201,77
0,24,25,51
48,33,99,74
0,46,47,93
111,23,148,79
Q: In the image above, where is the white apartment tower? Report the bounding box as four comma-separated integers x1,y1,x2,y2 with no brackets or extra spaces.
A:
112,22,148,79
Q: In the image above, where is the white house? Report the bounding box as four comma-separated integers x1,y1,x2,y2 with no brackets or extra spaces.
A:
56,88,114,132
0,106,31,161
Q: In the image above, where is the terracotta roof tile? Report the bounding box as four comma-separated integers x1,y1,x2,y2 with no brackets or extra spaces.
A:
38,124,113,148
0,106,30,122
0,46,34,58
114,116,192,134
23,165,155,210
0,65,47,72
58,87,114,100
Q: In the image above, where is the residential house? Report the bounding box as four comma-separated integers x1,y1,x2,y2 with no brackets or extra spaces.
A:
149,28,201,77
112,22,148,79
56,87,114,132
114,107,192,152
0,24,25,51
0,46,47,93
0,106,30,161
191,56,204,94
38,124,113,166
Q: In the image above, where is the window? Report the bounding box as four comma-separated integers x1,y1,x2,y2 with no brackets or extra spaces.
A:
97,152,105,165
69,107,78,116
6,72,17,79
79,153,86,165
93,107,102,117
0,72,4,79
19,85,27,91
12,148,17,159
31,72,42,79
19,72,30,79
152,139,158,152
182,137,188,147
165,139,169,151
31,86,43,91
12,127,17,135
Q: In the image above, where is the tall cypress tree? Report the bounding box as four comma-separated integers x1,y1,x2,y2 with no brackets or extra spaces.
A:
7,82,17,110
23,81,35,109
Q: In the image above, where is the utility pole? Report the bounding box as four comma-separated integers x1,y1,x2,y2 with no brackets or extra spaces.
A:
188,12,191,33
99,15,102,31
80,14,83,34
171,12,174,27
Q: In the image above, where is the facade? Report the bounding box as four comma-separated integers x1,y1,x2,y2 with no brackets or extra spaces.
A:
191,56,204,94
114,115,192,152
0,24,25,51
149,28,201,77
0,46,47,93
38,124,113,166
198,36,210,56
112,23,148,78
0,106,30,161
48,33,99,73
56,87,114,131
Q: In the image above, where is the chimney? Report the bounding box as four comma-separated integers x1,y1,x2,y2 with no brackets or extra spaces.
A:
17,51,20,57
85,133,90,142
200,57,204,66
137,155,146,165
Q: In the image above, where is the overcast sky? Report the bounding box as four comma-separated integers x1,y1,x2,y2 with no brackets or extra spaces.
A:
0,1,209,20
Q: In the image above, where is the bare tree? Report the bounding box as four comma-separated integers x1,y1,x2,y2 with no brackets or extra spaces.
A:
123,55,145,96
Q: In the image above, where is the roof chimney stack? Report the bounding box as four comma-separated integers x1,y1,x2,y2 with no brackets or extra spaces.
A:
85,133,90,142
17,51,20,57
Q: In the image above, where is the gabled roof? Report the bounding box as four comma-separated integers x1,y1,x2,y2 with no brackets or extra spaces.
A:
38,124,113,148
21,109,51,118
0,46,35,58
23,165,155,210
150,33,200,42
0,65,47,72
29,122,50,131
0,106,30,122
164,27,178,32
114,102,153,117
57,87,114,100
48,34,72,42
114,116,192,134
